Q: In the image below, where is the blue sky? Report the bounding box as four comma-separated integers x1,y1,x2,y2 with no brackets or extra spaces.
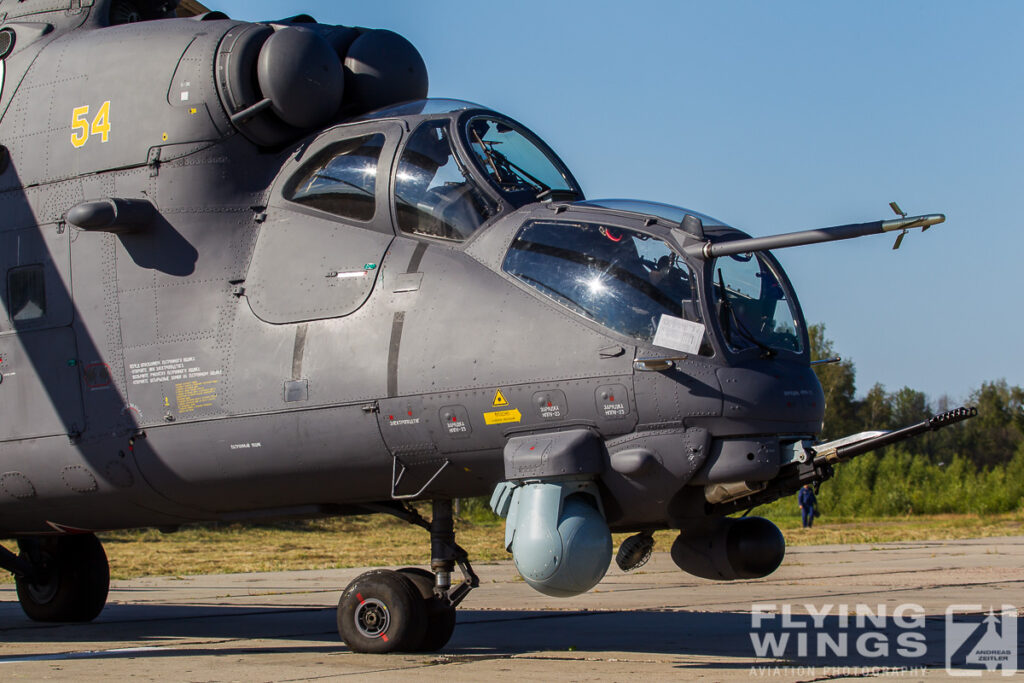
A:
218,0,1023,404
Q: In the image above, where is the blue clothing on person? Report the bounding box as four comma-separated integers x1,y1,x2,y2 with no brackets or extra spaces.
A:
798,485,817,528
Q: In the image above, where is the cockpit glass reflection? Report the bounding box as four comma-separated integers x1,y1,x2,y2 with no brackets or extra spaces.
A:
503,221,712,354
712,253,802,353
395,119,494,241
286,133,383,221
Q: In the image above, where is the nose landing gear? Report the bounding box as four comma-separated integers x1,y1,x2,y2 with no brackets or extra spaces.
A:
337,499,478,653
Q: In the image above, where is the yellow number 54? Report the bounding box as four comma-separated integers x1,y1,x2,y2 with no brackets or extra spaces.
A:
70,101,111,148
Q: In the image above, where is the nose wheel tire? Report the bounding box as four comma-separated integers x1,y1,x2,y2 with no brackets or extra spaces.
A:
337,570,427,653
15,534,110,623
397,567,458,652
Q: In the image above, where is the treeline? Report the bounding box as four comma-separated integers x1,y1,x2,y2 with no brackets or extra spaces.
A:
810,324,1024,468
771,324,1024,517
761,446,1024,518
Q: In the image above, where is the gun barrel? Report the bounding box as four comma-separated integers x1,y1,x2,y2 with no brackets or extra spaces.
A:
707,405,977,515
684,214,945,259
813,405,977,465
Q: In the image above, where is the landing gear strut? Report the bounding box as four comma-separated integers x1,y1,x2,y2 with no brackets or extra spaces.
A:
337,499,479,653
0,534,110,622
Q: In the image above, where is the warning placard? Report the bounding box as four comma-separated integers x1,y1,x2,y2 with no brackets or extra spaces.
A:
484,408,522,426
175,379,218,413
492,389,509,407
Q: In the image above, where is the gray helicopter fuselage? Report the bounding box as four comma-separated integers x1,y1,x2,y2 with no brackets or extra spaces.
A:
0,12,823,537
0,1,971,648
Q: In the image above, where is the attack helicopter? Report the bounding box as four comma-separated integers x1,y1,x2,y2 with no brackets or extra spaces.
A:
0,0,975,653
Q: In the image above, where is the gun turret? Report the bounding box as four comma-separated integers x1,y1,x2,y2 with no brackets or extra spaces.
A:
707,406,977,515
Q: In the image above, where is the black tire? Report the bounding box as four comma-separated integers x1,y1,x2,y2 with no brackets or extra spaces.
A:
397,567,458,652
15,534,109,622
337,570,427,653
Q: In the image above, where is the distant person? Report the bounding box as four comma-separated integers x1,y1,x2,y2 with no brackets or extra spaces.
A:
798,484,818,529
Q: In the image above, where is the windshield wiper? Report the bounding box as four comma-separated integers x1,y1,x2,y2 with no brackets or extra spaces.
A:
535,188,579,202
717,269,776,359
471,131,550,196
301,173,374,197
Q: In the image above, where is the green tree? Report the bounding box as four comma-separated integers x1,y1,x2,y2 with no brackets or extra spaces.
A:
887,386,935,456
858,383,892,431
809,323,858,439
959,380,1024,467
890,387,931,426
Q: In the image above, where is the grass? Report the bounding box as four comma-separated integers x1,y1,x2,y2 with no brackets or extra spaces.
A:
96,513,513,581
3,510,1022,583
764,511,1024,546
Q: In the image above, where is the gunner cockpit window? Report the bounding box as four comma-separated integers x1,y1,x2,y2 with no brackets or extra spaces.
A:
712,252,802,354
503,221,711,354
395,120,494,241
286,134,384,221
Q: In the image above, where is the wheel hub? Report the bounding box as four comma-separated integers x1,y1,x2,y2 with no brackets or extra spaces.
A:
22,553,57,604
24,575,58,604
354,598,390,638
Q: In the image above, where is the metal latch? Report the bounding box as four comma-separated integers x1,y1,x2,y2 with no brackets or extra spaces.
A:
633,355,685,372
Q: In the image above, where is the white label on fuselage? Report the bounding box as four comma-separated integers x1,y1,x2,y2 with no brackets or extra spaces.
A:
652,314,705,354
128,357,222,385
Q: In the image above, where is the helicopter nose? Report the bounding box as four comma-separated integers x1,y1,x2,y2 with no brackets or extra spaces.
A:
716,360,824,431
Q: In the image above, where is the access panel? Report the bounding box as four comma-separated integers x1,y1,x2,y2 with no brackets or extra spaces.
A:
0,328,84,441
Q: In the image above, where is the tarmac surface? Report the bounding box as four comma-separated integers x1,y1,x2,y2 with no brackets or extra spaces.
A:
1,536,1023,681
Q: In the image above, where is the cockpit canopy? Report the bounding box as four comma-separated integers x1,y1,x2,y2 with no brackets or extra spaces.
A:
281,100,582,241
500,207,805,360
363,100,583,241
393,109,582,241
278,98,805,359
503,219,713,356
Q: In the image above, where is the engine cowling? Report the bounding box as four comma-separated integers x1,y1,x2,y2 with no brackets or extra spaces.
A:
670,516,785,581
491,480,612,597
215,21,428,147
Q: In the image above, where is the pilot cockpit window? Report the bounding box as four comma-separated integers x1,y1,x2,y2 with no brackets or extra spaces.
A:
465,117,579,201
7,265,46,322
503,221,712,355
395,119,494,241
712,252,802,354
285,134,384,221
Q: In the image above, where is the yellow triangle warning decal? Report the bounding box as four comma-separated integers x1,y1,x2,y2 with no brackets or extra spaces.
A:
492,389,509,407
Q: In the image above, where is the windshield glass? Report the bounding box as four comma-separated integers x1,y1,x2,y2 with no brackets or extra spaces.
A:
465,116,579,199
712,252,802,354
503,221,712,354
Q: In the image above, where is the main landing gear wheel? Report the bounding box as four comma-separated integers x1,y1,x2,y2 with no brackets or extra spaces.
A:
15,534,110,622
398,567,457,652
337,569,427,653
